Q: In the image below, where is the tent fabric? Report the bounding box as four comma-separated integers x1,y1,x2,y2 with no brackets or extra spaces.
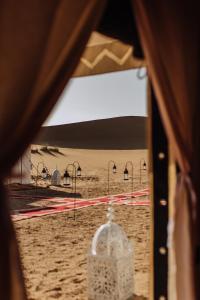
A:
74,0,145,77
0,0,106,177
73,32,144,77
0,1,106,299
133,0,200,299
97,0,144,59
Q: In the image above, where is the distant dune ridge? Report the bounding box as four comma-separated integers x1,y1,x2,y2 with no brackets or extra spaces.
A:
35,116,147,150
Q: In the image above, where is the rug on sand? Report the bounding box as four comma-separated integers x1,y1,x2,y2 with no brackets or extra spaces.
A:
12,188,149,221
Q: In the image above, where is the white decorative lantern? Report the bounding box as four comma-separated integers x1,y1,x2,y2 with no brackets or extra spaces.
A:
88,200,134,300
51,169,61,186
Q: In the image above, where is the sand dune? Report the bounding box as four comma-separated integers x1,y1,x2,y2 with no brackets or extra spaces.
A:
35,116,147,150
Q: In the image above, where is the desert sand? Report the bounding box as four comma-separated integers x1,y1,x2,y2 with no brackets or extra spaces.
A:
11,146,150,300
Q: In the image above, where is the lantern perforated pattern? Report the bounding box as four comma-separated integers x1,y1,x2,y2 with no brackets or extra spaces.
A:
51,169,61,186
88,222,134,300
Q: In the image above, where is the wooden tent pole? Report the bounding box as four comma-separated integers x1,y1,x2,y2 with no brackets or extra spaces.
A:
151,87,169,299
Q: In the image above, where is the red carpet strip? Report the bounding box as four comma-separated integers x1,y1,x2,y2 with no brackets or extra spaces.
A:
12,189,150,221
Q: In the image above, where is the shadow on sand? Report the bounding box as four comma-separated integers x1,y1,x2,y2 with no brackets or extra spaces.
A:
7,183,81,211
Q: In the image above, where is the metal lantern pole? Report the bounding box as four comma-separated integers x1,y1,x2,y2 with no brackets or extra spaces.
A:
73,166,77,220
65,164,75,191
107,160,117,195
124,161,134,196
65,163,76,220
63,169,71,186
140,158,147,185
66,161,82,220
72,161,82,220
36,161,47,191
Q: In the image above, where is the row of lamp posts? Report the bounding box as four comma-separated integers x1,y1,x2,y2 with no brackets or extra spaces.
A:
107,159,147,196
34,161,82,220
34,159,146,218
35,159,146,194
34,161,82,186
35,159,146,191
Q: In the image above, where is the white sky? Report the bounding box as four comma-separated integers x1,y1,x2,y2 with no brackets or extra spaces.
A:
44,68,147,126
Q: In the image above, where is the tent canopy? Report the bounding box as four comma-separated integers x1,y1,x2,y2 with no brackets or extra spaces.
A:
73,31,144,77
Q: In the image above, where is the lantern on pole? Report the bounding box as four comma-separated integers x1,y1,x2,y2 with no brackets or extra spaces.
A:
107,160,117,195
41,167,47,179
123,167,129,181
63,170,71,186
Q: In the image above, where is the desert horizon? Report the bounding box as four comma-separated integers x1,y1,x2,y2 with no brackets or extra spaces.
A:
35,116,146,150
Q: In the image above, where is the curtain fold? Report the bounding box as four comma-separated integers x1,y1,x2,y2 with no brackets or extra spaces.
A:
0,1,106,299
0,184,27,300
132,0,200,299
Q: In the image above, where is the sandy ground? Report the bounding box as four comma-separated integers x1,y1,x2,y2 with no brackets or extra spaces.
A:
11,147,150,300
31,146,148,198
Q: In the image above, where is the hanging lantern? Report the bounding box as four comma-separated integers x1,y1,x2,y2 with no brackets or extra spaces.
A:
112,164,117,174
41,167,47,179
88,199,134,300
143,161,147,171
123,167,129,181
63,170,71,186
77,165,82,177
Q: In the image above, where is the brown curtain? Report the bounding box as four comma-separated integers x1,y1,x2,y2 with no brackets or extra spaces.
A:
0,1,106,299
132,0,200,299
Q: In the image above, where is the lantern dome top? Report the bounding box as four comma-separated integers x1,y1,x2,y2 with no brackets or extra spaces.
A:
52,169,60,175
90,222,132,258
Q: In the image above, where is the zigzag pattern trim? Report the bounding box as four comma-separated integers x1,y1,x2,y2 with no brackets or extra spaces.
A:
80,47,133,69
